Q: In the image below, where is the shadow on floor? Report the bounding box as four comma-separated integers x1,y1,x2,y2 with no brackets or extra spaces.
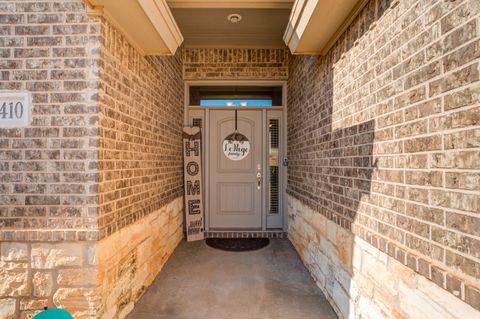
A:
127,239,337,319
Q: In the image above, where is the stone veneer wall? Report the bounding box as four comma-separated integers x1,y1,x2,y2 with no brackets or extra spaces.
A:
289,197,480,318
0,1,185,318
96,197,183,319
182,48,289,80
287,0,480,317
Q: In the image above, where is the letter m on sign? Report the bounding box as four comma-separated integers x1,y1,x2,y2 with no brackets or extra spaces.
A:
183,127,204,241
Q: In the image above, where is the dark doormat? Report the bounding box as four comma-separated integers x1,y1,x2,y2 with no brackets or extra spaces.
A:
205,238,270,252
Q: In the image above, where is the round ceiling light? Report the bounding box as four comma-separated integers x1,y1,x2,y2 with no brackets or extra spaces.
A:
227,13,242,23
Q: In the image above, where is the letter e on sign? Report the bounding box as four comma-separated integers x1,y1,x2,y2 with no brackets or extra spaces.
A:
0,93,31,128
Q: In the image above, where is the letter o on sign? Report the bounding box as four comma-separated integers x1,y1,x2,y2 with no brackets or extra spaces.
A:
186,161,199,176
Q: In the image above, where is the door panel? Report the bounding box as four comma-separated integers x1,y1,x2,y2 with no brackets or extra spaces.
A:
209,110,263,229
218,183,254,213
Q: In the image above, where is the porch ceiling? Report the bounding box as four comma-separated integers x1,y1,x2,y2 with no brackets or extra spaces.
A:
166,0,294,9
83,0,367,55
170,8,291,48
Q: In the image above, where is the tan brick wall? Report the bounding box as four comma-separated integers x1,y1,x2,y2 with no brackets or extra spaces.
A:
97,18,184,239
0,2,102,316
0,0,101,242
182,48,289,80
93,17,185,318
0,0,184,240
0,1,185,317
287,0,480,313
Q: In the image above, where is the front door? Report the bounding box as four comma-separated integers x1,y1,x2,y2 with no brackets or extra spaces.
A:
209,110,263,229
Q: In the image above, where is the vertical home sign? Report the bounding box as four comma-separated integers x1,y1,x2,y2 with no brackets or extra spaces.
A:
183,127,204,241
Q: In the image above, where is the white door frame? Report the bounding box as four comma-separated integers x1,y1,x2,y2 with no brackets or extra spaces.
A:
184,80,288,232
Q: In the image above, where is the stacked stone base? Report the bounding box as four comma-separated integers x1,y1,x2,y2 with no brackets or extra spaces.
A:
287,196,479,319
0,197,183,319
96,197,183,319
0,241,97,319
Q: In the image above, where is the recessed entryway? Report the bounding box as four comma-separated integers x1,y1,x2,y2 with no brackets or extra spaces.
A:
186,82,286,232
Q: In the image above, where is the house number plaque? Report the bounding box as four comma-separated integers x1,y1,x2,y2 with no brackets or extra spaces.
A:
0,92,31,127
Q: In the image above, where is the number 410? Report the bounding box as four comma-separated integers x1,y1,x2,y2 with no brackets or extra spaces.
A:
0,101,24,119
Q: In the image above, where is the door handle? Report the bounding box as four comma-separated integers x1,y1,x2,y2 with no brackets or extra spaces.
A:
257,172,261,190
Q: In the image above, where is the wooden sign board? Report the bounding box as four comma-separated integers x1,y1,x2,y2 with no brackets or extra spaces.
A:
183,127,204,241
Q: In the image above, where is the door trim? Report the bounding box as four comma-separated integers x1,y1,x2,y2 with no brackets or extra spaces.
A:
262,109,267,231
184,80,287,232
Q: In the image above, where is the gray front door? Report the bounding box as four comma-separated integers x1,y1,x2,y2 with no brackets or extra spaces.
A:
209,110,263,229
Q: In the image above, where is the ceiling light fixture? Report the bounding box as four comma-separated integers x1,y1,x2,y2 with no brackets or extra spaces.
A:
227,13,242,23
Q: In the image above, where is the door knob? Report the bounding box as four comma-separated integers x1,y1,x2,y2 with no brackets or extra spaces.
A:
257,172,261,190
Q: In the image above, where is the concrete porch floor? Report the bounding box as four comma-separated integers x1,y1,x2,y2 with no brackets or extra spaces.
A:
126,239,338,319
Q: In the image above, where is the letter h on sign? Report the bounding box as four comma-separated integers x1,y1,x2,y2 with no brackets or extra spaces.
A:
185,140,199,157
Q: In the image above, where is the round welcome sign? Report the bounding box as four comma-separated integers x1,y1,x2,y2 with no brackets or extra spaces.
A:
223,132,250,161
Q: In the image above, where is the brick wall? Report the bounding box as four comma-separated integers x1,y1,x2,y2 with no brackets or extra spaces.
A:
95,17,185,319
0,2,101,317
287,0,480,314
0,0,101,242
0,0,184,241
0,1,185,317
97,18,184,239
183,48,289,80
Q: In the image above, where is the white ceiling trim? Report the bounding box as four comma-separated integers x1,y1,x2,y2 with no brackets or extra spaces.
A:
283,0,369,55
167,0,294,9
283,0,309,53
321,0,371,55
83,0,183,56
86,4,147,56
137,0,184,54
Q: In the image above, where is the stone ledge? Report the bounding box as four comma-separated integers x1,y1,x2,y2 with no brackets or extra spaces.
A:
0,230,100,242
